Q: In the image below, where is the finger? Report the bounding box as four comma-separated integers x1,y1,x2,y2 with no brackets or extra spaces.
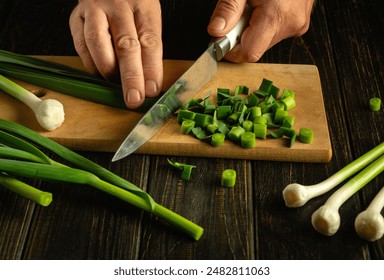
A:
224,7,276,62
207,0,247,37
69,6,98,74
109,7,145,109
135,2,163,98
82,7,117,80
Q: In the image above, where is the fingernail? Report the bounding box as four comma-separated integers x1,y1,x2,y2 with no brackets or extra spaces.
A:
145,80,158,96
209,16,226,30
126,89,141,104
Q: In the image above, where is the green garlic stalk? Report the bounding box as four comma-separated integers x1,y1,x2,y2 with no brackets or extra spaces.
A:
283,142,384,207
311,155,384,236
0,74,64,131
354,187,384,241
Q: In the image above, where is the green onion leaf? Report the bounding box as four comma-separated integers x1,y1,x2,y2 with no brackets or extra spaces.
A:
0,50,158,111
0,173,52,206
167,159,196,181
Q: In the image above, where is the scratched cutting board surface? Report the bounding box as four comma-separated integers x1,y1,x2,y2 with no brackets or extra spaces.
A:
0,56,332,163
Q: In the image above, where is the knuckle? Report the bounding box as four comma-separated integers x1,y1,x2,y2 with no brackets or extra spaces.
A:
84,29,105,43
274,6,311,37
243,50,262,62
115,35,140,52
120,69,142,84
139,32,161,49
290,14,310,36
217,0,242,13
73,37,89,54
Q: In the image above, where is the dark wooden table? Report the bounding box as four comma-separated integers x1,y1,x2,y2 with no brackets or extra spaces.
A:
0,0,383,260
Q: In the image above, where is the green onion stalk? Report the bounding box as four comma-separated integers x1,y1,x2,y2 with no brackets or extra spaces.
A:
0,49,158,111
0,118,203,240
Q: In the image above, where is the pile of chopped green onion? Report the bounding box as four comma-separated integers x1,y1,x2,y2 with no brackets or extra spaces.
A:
0,118,203,240
0,50,157,111
177,78,313,148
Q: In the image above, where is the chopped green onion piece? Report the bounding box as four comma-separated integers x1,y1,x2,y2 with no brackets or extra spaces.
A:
221,169,237,187
182,98,204,111
247,93,259,107
273,127,297,147
217,88,231,95
234,85,249,95
227,112,241,125
240,132,256,148
181,165,195,180
167,158,196,181
281,89,295,100
204,95,216,114
270,127,296,147
211,133,225,147
289,130,297,148
299,128,314,143
369,97,381,111
281,95,296,111
242,120,254,132
256,78,273,96
177,110,196,123
274,109,288,124
191,127,209,140
206,124,218,134
217,122,230,135
0,173,52,206
216,105,232,119
269,129,284,139
269,85,280,98
193,113,212,128
282,115,295,129
253,116,267,124
263,113,277,127
271,100,284,113
247,106,262,121
180,120,195,134
253,123,267,139
227,126,245,143
233,100,246,112
153,104,171,119
258,100,273,114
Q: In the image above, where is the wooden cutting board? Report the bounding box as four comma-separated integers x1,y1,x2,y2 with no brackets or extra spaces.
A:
0,56,332,163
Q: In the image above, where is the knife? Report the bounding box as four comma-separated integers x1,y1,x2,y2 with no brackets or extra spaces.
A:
112,6,252,162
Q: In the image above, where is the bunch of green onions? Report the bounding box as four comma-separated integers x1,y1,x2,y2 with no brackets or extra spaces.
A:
0,118,203,240
0,49,157,111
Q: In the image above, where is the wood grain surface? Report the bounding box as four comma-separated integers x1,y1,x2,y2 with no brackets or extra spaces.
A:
0,57,332,162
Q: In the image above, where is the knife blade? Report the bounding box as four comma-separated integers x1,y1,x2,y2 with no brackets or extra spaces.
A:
112,7,251,162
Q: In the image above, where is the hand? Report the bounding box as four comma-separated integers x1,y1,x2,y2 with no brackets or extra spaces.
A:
69,0,163,109
207,0,314,62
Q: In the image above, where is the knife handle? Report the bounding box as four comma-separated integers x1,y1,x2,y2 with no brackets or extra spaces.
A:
213,5,252,61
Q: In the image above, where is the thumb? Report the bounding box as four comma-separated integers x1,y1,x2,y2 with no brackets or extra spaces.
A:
208,0,247,37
